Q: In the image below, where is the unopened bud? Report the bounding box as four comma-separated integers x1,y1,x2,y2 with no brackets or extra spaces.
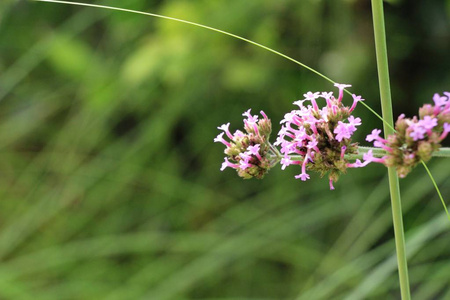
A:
419,104,434,119
258,118,272,139
417,141,433,161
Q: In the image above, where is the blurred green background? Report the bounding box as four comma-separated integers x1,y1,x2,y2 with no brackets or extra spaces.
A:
0,0,449,299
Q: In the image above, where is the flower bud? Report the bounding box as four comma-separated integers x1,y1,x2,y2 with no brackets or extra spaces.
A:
258,118,272,139
418,104,434,119
395,117,408,135
417,141,433,161
397,166,411,179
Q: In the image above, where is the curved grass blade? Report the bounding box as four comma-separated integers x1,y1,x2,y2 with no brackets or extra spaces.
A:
420,160,450,222
31,0,391,124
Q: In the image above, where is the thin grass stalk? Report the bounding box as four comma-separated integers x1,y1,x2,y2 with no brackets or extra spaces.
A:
371,1,411,299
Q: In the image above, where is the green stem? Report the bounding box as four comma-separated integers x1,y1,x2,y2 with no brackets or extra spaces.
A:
371,1,411,299
270,146,450,162
358,146,450,158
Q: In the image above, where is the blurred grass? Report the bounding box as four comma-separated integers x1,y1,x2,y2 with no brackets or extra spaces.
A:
0,0,449,299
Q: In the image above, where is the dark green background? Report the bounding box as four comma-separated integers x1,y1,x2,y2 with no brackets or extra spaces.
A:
0,0,449,299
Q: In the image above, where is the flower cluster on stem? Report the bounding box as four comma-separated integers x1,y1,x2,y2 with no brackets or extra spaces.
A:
364,92,450,178
274,83,364,189
214,110,276,179
215,86,449,188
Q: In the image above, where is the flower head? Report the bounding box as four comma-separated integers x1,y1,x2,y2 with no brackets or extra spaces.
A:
215,110,274,179
367,92,449,177
275,84,363,189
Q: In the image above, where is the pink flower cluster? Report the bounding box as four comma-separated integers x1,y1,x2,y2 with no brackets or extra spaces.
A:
364,92,449,177
274,83,364,189
214,110,274,179
215,84,449,188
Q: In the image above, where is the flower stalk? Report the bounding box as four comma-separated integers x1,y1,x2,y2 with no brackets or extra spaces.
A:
270,146,449,163
371,1,411,299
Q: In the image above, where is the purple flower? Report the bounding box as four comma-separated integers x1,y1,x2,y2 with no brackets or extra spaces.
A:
334,83,352,89
239,160,252,170
349,94,365,112
221,157,239,171
242,109,260,135
214,132,231,147
362,91,449,178
347,159,364,168
307,137,320,153
293,99,306,108
347,116,362,133
242,109,258,123
321,92,334,107
260,110,269,120
233,130,245,138
239,152,253,170
366,129,382,142
362,150,385,164
280,112,298,124
321,92,333,100
294,154,311,181
433,93,449,114
329,179,335,190
444,92,450,109
280,156,292,170
409,123,426,141
303,91,320,101
440,123,450,140
418,116,437,130
319,107,329,121
239,152,252,162
304,92,320,111
334,83,352,102
274,83,366,188
215,110,274,179
334,121,352,141
340,146,347,159
433,93,447,107
247,144,262,160
295,173,310,181
373,140,384,148
217,122,234,139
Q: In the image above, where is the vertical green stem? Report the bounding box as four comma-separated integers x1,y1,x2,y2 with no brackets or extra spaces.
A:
371,1,411,299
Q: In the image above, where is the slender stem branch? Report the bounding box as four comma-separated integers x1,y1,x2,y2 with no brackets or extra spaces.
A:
359,146,450,158
371,1,411,299
270,146,450,162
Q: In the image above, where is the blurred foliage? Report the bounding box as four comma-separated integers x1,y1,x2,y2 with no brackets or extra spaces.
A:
0,0,449,299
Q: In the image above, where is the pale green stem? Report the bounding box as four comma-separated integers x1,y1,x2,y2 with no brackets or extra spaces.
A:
270,146,450,161
371,1,411,299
